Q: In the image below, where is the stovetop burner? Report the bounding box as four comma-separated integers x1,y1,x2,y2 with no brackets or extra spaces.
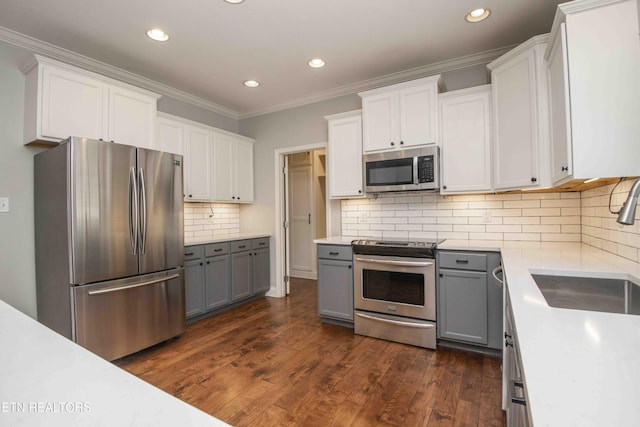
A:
351,238,443,258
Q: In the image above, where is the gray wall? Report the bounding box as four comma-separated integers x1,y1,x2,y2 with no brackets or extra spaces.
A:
0,42,44,318
157,96,239,134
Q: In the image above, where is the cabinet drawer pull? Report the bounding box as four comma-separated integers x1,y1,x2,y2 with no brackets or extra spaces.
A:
455,259,469,264
561,166,569,171
214,248,223,252
185,252,194,256
511,397,526,406
258,242,266,246
238,245,246,249
329,251,340,255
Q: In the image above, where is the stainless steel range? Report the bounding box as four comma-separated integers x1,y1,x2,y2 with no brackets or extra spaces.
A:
352,239,441,349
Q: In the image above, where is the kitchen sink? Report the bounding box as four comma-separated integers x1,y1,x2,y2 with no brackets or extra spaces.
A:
531,273,640,315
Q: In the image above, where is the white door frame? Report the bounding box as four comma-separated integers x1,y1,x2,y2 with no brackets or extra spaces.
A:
274,143,327,298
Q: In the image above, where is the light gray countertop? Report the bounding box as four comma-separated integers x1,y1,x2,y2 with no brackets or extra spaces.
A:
186,233,271,246
0,300,228,427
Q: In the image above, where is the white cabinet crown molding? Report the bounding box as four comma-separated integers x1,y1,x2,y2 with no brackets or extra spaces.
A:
22,55,161,100
357,74,446,98
487,34,549,71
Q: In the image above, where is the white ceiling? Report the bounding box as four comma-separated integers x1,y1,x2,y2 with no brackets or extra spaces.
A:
0,0,564,119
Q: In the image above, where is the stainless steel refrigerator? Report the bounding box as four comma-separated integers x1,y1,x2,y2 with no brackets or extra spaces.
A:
34,137,185,361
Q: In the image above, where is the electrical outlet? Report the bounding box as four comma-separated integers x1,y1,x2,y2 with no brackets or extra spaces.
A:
0,197,8,213
359,212,368,223
482,209,491,223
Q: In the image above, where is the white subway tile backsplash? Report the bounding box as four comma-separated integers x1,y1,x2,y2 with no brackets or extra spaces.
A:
341,191,591,246
183,202,240,242
581,182,639,261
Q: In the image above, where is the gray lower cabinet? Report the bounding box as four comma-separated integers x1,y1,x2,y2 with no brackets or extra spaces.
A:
204,242,231,310
317,244,354,324
184,245,205,318
185,237,270,319
231,240,253,301
437,250,502,350
253,246,270,294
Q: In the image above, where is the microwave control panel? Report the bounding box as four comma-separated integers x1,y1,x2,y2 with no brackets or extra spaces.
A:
417,156,435,183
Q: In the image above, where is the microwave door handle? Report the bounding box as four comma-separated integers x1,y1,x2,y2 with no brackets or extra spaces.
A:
413,156,418,185
354,256,433,268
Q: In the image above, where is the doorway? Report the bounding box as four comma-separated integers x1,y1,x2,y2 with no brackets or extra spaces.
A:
272,142,341,297
286,150,326,280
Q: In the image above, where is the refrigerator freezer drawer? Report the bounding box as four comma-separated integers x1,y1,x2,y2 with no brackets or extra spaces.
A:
72,269,185,361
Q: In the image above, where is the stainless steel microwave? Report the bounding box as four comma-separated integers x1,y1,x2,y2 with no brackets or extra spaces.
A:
364,146,439,193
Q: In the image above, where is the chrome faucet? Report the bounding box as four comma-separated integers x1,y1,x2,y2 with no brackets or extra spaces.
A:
617,178,640,225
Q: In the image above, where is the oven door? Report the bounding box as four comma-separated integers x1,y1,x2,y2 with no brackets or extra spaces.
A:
354,254,436,321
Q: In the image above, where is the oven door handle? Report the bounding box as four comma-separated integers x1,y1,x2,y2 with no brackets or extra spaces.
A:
353,256,433,268
356,312,435,329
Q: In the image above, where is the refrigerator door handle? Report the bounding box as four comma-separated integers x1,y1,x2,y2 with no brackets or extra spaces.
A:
139,167,147,255
128,166,139,255
87,274,180,295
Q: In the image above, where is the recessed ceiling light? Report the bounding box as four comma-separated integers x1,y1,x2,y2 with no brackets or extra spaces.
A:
465,8,491,23
308,58,326,68
243,80,260,88
146,28,169,42
224,0,245,3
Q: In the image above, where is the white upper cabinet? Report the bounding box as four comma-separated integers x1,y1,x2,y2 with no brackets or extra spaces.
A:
156,113,254,203
233,138,254,203
22,55,159,147
359,75,443,153
107,86,157,149
439,86,492,194
325,110,364,199
546,0,640,184
156,114,185,155
184,126,213,202
36,64,105,142
212,132,255,203
488,36,550,191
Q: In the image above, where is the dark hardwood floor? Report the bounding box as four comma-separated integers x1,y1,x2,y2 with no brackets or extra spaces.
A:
116,278,505,426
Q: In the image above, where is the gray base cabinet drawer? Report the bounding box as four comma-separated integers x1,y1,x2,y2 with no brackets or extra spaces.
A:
252,237,269,249
184,245,203,261
317,244,353,261
205,242,229,257
231,240,252,253
439,251,487,271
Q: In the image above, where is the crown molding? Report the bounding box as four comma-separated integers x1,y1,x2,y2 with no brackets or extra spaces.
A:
0,25,240,120
236,44,516,119
0,24,517,122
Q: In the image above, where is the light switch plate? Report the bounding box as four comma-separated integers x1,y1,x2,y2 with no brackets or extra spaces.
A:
0,197,8,212
482,209,491,223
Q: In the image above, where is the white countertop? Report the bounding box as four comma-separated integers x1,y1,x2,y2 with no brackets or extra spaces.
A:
313,236,355,245
313,236,640,425
185,232,271,246
0,300,228,427
500,243,640,427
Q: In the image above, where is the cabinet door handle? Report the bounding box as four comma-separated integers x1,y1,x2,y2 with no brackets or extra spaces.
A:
390,141,395,146
531,177,537,182
348,265,352,269
455,259,469,264
206,261,210,264
188,194,192,198
185,252,194,256
308,213,311,225
400,141,404,145
358,190,362,194
214,248,223,252
199,262,203,266
443,185,447,190
561,166,569,172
